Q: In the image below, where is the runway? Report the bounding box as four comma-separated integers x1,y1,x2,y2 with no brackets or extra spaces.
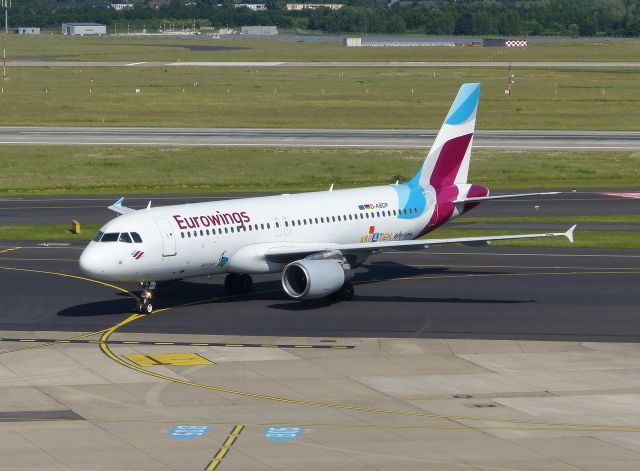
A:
1,244,639,341
1,190,638,226
2,127,640,149
10,60,640,68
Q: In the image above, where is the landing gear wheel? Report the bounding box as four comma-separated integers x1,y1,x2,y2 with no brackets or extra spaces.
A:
224,274,239,294
225,274,253,295
137,282,155,314
237,274,253,294
138,298,153,314
339,282,355,301
329,282,355,302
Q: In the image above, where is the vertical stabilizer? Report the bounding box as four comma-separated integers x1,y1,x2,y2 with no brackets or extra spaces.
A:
417,83,480,187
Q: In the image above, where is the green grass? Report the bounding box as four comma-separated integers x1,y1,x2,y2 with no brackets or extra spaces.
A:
0,224,101,240
423,229,640,249
0,224,635,249
0,66,639,129
7,35,640,63
0,146,638,195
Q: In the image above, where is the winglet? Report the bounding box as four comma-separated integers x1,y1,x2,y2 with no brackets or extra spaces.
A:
107,197,136,215
565,224,577,243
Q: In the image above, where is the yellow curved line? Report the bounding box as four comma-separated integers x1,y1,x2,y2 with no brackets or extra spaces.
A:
4,263,640,431
0,265,136,355
98,314,640,432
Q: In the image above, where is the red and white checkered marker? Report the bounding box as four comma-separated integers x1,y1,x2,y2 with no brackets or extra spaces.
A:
505,40,528,47
599,192,640,199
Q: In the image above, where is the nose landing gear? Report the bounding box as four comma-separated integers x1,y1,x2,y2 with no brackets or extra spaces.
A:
137,281,156,314
224,274,253,295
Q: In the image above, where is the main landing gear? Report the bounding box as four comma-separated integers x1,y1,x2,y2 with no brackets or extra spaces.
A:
224,274,253,295
137,282,156,314
330,282,355,302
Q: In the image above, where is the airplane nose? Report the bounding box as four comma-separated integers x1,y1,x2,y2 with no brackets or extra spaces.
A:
79,245,103,278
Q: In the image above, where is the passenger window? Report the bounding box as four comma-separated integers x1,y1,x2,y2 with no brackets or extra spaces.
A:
100,233,119,242
267,223,271,229
320,217,324,223
249,225,253,231
261,224,264,230
93,231,104,242
119,233,132,243
315,218,319,224
188,232,191,238
285,221,289,227
206,229,210,235
181,233,185,238
292,220,296,226
365,213,369,219
200,230,203,236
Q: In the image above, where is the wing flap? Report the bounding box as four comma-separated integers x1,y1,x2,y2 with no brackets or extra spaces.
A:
265,226,576,259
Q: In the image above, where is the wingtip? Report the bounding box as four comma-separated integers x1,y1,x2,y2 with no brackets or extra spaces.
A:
566,224,577,243
114,197,125,206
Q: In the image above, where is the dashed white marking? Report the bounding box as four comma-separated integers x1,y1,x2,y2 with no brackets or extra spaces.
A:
126,62,148,66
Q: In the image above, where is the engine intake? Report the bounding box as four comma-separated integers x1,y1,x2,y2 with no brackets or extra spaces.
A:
282,259,346,300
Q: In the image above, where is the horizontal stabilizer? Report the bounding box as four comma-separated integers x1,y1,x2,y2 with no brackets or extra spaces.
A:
107,197,136,215
454,191,560,204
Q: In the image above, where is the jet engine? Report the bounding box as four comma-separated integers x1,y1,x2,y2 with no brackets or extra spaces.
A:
282,259,350,300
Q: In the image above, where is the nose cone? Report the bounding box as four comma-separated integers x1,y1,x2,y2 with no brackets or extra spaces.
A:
79,244,103,278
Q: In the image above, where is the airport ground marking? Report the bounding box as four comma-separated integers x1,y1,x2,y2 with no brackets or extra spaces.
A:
4,262,640,432
205,425,245,471
0,247,21,255
125,353,214,367
97,311,640,432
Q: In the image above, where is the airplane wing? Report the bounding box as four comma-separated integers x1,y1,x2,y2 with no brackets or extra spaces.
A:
265,225,576,262
453,191,560,204
107,197,136,215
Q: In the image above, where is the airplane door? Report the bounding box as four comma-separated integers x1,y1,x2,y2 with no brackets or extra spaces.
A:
155,218,177,257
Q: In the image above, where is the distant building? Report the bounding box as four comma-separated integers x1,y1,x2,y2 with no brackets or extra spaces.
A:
110,3,134,10
235,3,267,11
286,3,342,10
241,25,278,35
62,23,107,36
15,27,40,35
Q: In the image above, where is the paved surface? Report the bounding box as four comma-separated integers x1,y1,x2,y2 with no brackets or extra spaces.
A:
2,127,640,150
10,60,640,68
1,191,638,226
1,244,640,470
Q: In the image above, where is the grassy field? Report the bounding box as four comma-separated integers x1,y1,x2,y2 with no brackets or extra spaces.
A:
6,35,640,63
0,224,635,249
0,65,639,129
0,146,637,195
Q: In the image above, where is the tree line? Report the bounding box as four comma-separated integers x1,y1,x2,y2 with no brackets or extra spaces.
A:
7,0,640,36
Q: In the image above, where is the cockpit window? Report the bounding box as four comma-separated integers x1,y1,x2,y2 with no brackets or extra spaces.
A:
100,233,119,242
131,232,142,243
119,233,132,243
93,231,104,242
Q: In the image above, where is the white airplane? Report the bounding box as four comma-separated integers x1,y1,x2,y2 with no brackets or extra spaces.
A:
79,83,575,313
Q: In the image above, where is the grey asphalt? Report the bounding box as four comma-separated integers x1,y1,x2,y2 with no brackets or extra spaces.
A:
1,243,639,342
2,127,640,149
1,191,637,226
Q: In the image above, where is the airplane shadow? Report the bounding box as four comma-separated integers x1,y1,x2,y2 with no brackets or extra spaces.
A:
57,261,531,316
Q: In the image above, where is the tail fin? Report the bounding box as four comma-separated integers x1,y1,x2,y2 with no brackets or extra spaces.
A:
416,83,480,187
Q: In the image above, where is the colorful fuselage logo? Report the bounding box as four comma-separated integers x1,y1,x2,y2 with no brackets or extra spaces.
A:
131,250,144,260
217,253,229,267
360,226,392,243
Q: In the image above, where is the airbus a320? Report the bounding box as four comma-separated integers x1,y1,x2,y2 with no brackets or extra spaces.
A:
80,83,575,313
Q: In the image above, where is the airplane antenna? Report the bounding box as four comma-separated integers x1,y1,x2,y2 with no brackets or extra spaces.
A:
329,184,334,192
146,201,151,210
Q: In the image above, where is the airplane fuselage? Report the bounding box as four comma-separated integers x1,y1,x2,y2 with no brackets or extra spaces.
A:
79,182,485,283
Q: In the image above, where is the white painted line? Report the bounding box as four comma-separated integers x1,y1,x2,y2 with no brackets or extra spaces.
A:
126,62,148,66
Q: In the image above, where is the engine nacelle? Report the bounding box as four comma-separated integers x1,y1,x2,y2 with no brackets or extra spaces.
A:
282,259,346,300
